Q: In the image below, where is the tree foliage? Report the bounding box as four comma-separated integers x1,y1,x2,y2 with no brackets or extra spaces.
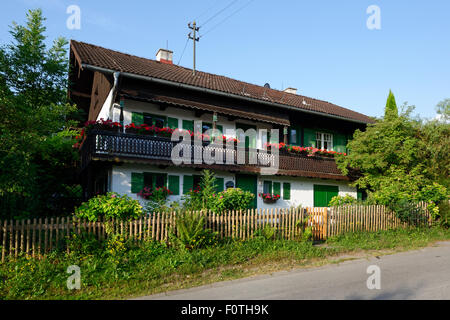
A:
336,92,449,207
0,9,79,219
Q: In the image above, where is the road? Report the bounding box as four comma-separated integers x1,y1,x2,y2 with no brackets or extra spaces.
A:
138,241,450,300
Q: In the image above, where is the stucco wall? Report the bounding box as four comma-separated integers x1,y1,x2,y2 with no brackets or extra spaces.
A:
109,163,356,208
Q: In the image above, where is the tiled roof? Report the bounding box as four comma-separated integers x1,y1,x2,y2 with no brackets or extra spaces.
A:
120,89,291,126
71,40,373,124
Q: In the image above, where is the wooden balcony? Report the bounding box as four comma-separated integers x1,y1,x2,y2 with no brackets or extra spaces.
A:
80,130,348,180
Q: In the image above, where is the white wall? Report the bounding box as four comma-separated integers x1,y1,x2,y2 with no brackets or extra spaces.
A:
109,163,356,208
256,176,357,209
110,163,235,206
96,88,114,121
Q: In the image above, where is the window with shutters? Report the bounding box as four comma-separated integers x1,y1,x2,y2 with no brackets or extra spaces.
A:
316,132,333,150
143,172,167,190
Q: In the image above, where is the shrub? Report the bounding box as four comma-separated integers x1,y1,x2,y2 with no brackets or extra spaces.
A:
66,231,103,256
295,217,313,241
328,195,358,207
390,199,427,225
416,183,448,203
437,201,450,228
254,225,277,240
170,211,218,250
212,188,255,213
75,192,143,221
182,170,217,211
138,187,173,214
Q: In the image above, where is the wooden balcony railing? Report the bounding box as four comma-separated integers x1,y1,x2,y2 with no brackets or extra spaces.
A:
80,130,343,178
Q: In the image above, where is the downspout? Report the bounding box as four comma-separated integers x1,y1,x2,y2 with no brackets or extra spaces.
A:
109,71,120,116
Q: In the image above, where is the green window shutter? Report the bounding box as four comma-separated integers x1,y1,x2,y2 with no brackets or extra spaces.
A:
283,183,291,200
167,117,179,129
183,175,194,194
131,172,144,193
215,178,224,193
273,182,281,196
333,133,347,153
132,112,144,126
182,120,194,132
168,175,180,195
303,128,316,147
216,125,223,135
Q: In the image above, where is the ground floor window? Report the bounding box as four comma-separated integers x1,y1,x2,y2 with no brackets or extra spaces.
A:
262,180,289,199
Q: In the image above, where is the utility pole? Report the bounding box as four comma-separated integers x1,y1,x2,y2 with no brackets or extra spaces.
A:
188,21,200,76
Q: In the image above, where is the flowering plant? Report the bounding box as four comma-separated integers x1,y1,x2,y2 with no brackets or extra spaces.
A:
264,142,347,158
137,186,172,201
125,123,175,138
259,193,281,203
73,119,122,149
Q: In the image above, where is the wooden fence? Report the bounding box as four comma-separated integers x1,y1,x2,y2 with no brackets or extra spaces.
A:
0,203,431,262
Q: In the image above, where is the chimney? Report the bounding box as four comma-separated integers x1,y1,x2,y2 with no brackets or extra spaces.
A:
156,48,173,64
283,87,297,95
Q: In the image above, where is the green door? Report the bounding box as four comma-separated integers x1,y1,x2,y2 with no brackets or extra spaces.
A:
236,123,257,149
236,174,257,208
314,185,339,207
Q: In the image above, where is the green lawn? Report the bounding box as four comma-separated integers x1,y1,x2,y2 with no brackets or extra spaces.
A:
1,227,450,300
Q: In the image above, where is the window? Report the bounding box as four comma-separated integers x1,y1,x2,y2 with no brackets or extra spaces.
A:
290,129,298,145
143,113,166,128
316,132,333,150
263,181,272,194
202,122,212,134
143,172,167,190
193,175,202,190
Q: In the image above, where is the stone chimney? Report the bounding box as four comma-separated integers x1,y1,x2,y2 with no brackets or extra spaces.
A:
156,48,173,64
283,87,297,95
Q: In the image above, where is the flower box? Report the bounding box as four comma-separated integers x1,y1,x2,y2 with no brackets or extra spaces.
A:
259,193,281,204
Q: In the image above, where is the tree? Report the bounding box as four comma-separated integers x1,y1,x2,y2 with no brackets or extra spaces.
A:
0,9,79,219
336,92,448,206
384,90,398,120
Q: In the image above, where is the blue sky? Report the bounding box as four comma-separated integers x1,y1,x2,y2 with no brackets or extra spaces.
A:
1,0,449,119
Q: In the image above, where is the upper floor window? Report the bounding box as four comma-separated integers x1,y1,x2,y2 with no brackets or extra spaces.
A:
143,113,166,128
316,132,333,150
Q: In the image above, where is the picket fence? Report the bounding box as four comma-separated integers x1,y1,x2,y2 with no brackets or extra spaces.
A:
0,203,431,262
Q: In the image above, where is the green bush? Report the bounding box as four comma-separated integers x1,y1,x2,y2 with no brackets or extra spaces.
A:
328,195,358,207
254,225,277,240
438,201,450,228
75,192,143,221
170,211,218,250
390,199,427,225
182,170,217,211
211,188,255,213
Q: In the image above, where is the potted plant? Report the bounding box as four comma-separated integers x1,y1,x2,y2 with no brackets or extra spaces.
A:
259,193,281,204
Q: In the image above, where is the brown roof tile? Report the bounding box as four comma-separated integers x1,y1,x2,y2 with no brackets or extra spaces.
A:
71,40,373,124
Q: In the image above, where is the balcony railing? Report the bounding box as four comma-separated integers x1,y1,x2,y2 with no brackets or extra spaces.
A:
80,130,343,178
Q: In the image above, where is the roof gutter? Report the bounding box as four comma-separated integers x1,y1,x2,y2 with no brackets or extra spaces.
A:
82,63,370,125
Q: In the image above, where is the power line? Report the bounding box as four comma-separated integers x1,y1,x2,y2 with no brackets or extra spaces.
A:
177,37,190,65
199,0,240,28
200,0,254,38
194,0,222,22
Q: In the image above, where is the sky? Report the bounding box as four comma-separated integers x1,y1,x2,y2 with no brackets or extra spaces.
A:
1,0,449,119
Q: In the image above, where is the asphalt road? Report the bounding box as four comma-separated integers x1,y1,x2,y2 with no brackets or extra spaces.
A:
139,241,450,300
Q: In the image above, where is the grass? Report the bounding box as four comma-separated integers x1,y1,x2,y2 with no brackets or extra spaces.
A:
1,226,450,300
